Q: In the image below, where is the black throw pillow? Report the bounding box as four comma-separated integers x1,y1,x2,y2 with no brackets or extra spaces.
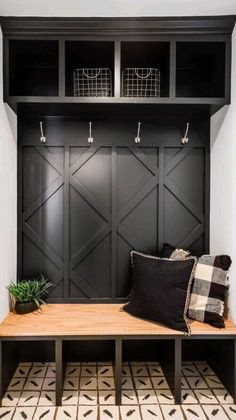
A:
123,251,196,333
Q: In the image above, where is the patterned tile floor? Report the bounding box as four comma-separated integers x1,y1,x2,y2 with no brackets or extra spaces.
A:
1,360,236,419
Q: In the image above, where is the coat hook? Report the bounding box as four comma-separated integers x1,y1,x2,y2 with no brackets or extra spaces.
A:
135,122,141,144
88,122,94,144
40,121,46,143
181,122,190,144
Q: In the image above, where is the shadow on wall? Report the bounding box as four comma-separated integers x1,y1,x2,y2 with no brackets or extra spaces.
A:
210,105,229,148
4,103,17,140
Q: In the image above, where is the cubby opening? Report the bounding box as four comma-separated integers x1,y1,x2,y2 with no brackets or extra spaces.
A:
9,40,59,96
65,41,114,97
182,339,235,397
176,42,226,98
121,42,170,98
63,340,115,362
19,341,55,362
122,339,174,363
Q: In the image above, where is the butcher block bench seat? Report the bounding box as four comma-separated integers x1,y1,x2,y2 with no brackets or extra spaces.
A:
0,303,236,337
0,303,236,406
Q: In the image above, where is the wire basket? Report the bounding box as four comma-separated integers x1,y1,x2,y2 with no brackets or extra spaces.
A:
73,68,112,97
122,67,160,98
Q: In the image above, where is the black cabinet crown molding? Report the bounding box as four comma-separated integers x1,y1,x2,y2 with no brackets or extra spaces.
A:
0,16,235,36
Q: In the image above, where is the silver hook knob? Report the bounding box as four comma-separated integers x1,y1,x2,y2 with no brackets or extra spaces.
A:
135,122,141,144
88,122,94,144
40,121,46,143
181,122,190,144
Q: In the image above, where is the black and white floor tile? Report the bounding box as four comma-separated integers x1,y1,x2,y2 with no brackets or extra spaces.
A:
98,377,115,390
1,360,236,419
99,405,119,420
121,377,133,389
24,377,44,391
56,406,78,419
181,377,190,389
79,390,97,405
98,391,115,405
181,390,198,405
182,405,207,420
38,391,55,406
2,391,21,407
133,376,153,389
155,389,175,404
62,390,79,405
185,375,208,389
29,366,48,378
18,391,40,406
81,366,97,377
140,405,163,420
97,366,113,377
8,378,26,391
34,407,56,420
63,377,79,390
121,389,138,405
120,405,142,420
148,365,164,377
47,366,56,377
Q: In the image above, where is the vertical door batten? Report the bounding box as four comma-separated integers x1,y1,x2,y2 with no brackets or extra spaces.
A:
111,146,117,299
158,147,164,253
63,146,70,298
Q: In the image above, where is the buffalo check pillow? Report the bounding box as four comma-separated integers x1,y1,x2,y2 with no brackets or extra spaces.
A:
188,255,232,328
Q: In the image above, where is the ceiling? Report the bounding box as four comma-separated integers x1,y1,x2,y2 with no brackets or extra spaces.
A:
0,0,236,17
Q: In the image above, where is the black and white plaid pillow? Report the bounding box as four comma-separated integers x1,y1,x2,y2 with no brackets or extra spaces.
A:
160,243,190,260
188,255,232,328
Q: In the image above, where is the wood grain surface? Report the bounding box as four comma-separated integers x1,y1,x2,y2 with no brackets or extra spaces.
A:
0,304,235,338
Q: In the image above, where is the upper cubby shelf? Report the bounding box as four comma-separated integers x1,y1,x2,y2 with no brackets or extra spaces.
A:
9,40,59,96
121,41,170,98
176,42,226,98
65,41,114,97
1,16,235,111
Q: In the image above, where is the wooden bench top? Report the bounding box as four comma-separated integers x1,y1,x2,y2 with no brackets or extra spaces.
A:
0,304,235,338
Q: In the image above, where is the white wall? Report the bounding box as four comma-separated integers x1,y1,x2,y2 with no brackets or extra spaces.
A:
210,26,236,321
0,28,17,321
0,0,236,17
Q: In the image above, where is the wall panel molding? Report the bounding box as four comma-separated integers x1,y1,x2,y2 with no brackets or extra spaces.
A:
18,117,210,301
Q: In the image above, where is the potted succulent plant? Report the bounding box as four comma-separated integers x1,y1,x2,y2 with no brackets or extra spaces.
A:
7,275,53,314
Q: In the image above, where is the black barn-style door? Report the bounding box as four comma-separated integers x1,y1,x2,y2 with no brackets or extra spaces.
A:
19,118,209,302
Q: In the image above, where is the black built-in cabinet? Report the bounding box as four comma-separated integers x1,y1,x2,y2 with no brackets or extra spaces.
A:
1,16,235,109
0,16,235,302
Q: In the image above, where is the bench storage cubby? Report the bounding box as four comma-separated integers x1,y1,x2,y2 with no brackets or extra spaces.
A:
0,304,236,406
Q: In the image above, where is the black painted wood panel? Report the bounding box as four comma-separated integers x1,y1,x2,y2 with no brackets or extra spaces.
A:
18,116,209,301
